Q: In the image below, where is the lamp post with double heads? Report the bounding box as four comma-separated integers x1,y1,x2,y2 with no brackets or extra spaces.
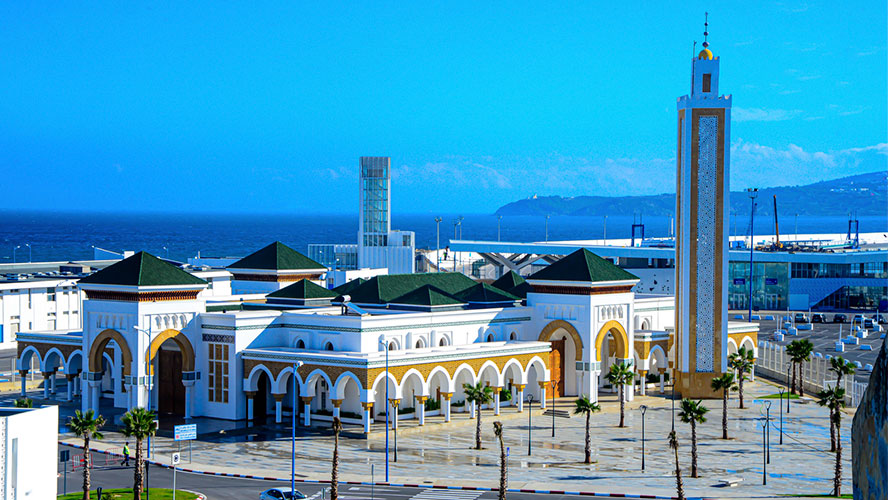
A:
291,360,304,496
550,380,556,438
777,387,784,444
526,394,533,456
378,339,390,482
761,400,772,464
761,418,768,485
639,405,648,471
747,188,758,321
12,245,20,263
434,217,442,272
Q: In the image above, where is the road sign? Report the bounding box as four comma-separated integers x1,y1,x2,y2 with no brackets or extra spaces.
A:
174,424,197,441
59,450,70,463
172,452,180,465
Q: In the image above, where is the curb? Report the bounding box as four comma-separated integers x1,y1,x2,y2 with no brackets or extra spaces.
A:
61,440,695,499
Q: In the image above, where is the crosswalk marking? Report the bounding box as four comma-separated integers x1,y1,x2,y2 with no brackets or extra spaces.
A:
410,489,485,500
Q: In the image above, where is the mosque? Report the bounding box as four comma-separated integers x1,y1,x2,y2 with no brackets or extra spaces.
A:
14,27,758,431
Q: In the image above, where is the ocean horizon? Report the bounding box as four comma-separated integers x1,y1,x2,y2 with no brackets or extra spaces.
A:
1,210,885,264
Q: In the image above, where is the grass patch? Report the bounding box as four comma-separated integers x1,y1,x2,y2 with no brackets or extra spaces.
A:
778,495,851,499
759,393,800,399
59,488,194,500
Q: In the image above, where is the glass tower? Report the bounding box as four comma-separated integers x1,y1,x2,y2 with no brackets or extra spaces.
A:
359,156,391,248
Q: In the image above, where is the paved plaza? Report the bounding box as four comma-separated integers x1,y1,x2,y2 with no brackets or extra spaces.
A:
57,378,853,499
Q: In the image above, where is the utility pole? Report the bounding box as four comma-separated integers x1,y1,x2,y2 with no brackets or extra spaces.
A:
434,217,442,272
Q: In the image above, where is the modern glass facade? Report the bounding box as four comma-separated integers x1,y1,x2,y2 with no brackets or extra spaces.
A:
728,261,789,310
791,261,888,279
359,156,390,247
308,244,358,271
816,286,888,311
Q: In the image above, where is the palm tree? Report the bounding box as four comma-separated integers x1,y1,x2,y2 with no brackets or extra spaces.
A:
121,407,157,500
668,430,684,500
728,347,754,408
13,397,33,408
493,421,507,500
678,399,708,478
817,387,846,496
826,357,855,452
331,417,341,500
573,396,601,463
605,361,634,427
463,381,495,450
67,409,105,500
784,341,800,394
710,373,736,439
788,339,814,396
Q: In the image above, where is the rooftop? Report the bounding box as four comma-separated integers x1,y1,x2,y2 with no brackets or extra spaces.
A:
229,242,326,271
78,251,206,287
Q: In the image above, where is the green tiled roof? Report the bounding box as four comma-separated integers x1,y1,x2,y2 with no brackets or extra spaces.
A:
338,272,478,305
228,242,325,271
391,285,464,306
454,283,519,303
528,248,638,283
79,252,206,287
332,278,367,296
267,279,337,300
490,271,534,298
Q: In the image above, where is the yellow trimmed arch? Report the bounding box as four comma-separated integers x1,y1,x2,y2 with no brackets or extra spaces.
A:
146,329,195,375
595,320,629,362
538,319,583,361
88,329,133,376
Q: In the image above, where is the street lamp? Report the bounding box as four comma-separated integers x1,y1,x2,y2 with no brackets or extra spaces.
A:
526,393,534,456
777,387,785,445
550,380,556,437
761,400,772,464
25,243,31,262
134,325,154,500
291,360,304,496
639,405,648,471
760,418,768,485
603,215,608,244
12,245,20,263
497,215,503,242
747,188,758,322
378,339,391,482
545,215,551,242
434,217,442,272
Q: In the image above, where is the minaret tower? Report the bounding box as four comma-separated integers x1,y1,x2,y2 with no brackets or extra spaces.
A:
674,14,732,398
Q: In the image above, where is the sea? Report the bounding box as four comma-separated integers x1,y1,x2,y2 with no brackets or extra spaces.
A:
0,211,885,264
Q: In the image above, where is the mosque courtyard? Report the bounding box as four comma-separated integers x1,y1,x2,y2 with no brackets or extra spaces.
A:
57,377,852,499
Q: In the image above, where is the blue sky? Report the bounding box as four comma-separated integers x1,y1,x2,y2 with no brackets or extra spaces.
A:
1,2,885,215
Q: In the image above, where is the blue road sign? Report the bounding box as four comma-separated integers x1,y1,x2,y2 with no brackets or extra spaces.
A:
174,424,197,441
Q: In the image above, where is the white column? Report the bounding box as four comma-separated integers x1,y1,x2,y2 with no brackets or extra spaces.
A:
274,396,283,424
50,372,58,395
516,385,525,412
539,384,547,409
659,370,666,394
19,371,27,397
89,380,101,411
303,397,312,426
469,400,476,419
493,389,501,416
416,396,427,426
246,392,255,422
184,381,195,420
43,373,51,399
362,403,373,433
442,393,452,423
591,371,600,403
638,371,647,396
332,399,343,420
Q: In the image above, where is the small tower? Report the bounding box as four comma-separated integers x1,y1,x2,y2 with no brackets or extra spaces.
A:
674,14,733,398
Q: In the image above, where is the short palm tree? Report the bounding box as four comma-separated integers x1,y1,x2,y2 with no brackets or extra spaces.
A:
788,339,814,397
710,373,736,439
331,417,341,500
605,361,634,427
573,396,601,463
827,357,855,452
817,387,846,496
493,421,507,500
678,399,708,478
668,430,684,500
121,407,157,500
67,409,105,500
13,397,33,408
784,341,800,394
463,381,495,450
728,347,754,408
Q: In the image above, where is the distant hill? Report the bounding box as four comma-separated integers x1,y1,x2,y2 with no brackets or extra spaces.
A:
495,171,887,217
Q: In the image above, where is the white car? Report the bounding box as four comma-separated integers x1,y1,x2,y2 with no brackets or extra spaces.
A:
260,488,307,499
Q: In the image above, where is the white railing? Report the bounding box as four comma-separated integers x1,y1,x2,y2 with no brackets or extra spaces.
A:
755,340,868,407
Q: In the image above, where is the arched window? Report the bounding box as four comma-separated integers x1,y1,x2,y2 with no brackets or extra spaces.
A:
296,339,306,349
509,332,517,341
439,338,448,347
415,339,425,349
324,342,334,351
486,334,494,342
388,342,396,351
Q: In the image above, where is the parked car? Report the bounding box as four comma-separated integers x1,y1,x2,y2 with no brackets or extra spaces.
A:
260,488,307,499
853,314,866,325
864,319,876,329
873,313,886,324
812,313,826,323
794,313,809,324
832,313,848,323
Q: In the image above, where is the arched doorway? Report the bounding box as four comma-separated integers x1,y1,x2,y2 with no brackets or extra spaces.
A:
538,320,582,397
147,330,195,418
595,320,630,391
254,370,272,425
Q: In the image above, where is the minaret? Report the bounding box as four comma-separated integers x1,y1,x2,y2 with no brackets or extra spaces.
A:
674,14,732,398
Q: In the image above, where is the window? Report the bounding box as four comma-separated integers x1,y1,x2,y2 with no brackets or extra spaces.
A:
47,287,56,302
509,332,517,341
439,338,448,347
486,334,494,342
207,278,214,290
702,73,711,92
324,342,334,351
295,339,305,349
207,343,230,403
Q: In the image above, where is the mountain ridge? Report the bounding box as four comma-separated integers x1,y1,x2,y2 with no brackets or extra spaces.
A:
495,171,887,217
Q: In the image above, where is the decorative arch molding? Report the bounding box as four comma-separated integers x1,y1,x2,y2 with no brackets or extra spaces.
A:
594,320,629,362
537,319,583,361
88,329,133,375
147,329,195,375
647,344,668,367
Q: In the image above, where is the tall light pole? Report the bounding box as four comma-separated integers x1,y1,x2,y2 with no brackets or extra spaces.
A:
25,243,31,262
291,360,304,496
545,215,551,242
639,405,648,471
434,217,442,272
526,394,533,456
603,215,608,244
12,245,20,263
378,339,390,482
761,418,768,485
497,215,503,242
777,387,784,444
134,325,154,500
747,188,758,322
550,380,556,437
762,400,772,464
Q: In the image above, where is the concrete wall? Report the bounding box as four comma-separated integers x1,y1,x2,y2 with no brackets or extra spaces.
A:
0,405,58,500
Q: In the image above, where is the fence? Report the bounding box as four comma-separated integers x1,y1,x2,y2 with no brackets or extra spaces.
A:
755,340,868,407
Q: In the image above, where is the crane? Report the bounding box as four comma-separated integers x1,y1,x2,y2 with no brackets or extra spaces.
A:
772,194,783,250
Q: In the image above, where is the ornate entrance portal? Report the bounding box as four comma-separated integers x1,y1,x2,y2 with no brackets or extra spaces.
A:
549,339,565,397
157,348,185,416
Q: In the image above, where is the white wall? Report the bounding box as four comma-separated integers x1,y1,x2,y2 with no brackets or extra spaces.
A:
0,280,82,347
0,405,58,500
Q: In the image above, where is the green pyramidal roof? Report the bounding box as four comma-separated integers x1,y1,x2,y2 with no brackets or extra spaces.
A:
79,252,206,287
332,278,367,296
454,282,520,303
267,279,338,300
528,248,638,283
229,242,325,271
391,284,464,306
490,271,534,298
338,272,478,305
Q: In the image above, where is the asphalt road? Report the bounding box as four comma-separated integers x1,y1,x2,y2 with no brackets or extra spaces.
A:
56,446,617,500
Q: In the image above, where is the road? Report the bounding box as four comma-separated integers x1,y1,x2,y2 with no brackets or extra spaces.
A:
56,446,619,500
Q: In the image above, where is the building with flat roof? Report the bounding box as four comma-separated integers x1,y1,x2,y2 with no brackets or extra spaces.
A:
0,405,58,499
